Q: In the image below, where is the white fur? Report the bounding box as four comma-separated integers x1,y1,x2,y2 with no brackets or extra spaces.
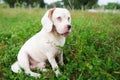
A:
11,8,71,78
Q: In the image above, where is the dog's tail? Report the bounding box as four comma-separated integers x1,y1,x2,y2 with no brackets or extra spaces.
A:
11,61,22,73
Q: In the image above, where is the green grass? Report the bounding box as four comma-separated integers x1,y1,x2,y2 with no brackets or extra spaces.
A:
0,8,120,80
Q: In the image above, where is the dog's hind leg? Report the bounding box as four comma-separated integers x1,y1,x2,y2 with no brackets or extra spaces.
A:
18,51,40,78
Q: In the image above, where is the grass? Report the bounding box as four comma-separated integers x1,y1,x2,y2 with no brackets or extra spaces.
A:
0,8,120,80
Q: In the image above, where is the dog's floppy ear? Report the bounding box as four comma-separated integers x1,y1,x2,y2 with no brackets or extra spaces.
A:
41,8,55,32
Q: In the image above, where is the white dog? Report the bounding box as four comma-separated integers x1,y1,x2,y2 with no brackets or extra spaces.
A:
11,8,71,78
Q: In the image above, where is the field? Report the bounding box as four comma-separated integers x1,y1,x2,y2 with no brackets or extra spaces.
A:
0,8,120,80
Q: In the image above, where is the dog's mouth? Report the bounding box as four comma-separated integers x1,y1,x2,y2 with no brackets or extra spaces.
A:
61,32,69,37
53,25,70,37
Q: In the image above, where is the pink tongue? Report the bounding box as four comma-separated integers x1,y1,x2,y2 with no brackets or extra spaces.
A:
63,32,69,37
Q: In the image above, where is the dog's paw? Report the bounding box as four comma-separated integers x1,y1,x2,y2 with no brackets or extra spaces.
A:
59,61,64,66
30,72,41,78
40,68,48,72
55,70,61,77
60,62,64,66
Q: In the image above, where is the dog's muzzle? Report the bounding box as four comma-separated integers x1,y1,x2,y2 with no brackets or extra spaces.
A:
53,25,71,37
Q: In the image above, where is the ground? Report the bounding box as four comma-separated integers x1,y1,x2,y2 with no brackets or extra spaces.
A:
0,8,120,80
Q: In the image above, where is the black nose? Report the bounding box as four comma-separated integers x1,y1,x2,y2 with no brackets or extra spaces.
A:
67,25,71,30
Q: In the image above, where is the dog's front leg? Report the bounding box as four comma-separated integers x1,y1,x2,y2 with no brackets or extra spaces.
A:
58,50,64,65
47,57,61,77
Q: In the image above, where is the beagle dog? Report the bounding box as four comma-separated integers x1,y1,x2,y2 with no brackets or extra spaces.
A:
11,8,71,78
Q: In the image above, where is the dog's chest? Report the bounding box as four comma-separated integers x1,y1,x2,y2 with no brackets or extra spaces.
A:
43,36,65,55
28,33,65,61
49,35,65,47
46,38,65,47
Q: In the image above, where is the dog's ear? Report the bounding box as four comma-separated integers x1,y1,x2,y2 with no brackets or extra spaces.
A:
41,8,55,32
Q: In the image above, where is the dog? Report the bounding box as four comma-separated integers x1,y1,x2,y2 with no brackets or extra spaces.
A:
11,8,71,78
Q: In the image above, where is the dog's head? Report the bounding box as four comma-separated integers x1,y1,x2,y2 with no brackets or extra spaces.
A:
41,8,71,37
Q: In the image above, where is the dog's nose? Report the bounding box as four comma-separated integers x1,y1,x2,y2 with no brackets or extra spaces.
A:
67,25,71,30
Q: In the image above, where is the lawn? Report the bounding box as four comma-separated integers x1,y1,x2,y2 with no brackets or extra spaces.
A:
0,8,120,80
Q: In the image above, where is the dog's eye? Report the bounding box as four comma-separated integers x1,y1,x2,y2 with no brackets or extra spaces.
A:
57,17,62,22
68,17,70,21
